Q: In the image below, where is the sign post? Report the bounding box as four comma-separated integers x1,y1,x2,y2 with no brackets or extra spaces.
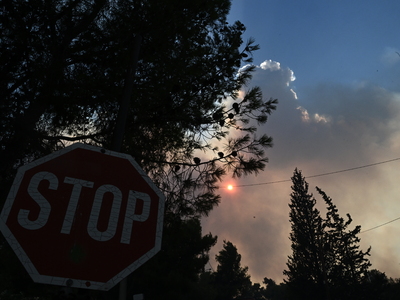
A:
0,143,164,291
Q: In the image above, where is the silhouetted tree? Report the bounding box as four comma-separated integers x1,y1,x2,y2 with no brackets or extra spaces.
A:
318,187,371,299
284,169,371,300
247,282,267,300
360,269,389,300
1,0,277,298
382,277,400,299
263,278,289,300
1,0,276,221
129,218,217,300
283,169,326,300
212,241,252,300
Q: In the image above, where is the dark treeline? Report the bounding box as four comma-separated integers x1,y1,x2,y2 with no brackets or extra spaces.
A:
1,1,398,300
258,169,400,300
1,0,273,299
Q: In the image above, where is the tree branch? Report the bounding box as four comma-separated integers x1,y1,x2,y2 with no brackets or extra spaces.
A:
43,134,101,143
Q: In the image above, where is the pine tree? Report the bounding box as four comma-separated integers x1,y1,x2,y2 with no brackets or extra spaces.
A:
317,187,371,299
130,218,217,300
1,1,277,298
284,169,371,300
212,241,252,300
0,0,277,221
283,169,326,300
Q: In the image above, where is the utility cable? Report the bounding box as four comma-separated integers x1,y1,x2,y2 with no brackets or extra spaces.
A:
232,157,400,188
360,216,400,234
225,157,400,234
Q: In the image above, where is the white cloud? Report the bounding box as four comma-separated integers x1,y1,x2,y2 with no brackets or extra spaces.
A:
314,113,330,123
260,59,281,71
258,60,296,86
297,106,310,122
296,106,330,123
238,64,254,74
290,88,298,99
288,69,296,84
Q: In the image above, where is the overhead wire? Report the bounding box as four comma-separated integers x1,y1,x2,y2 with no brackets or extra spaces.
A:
232,157,400,188
226,156,400,234
360,216,400,234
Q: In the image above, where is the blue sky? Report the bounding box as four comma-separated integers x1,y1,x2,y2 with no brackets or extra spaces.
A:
203,0,400,285
230,0,400,91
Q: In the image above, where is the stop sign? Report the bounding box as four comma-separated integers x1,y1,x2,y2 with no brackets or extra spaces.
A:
0,143,165,291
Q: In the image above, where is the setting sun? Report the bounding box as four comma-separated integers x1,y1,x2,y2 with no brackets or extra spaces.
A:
227,185,233,190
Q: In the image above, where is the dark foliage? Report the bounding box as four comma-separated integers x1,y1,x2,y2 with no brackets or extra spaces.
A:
284,169,371,300
211,241,252,300
0,0,277,222
1,0,277,299
129,218,217,300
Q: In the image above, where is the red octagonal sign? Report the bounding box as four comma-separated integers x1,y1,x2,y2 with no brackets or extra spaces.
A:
0,143,165,291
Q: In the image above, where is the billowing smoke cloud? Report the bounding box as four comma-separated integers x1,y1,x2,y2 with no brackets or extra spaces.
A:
202,60,400,284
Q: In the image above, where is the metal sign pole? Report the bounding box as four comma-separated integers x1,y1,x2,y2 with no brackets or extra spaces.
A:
111,34,142,300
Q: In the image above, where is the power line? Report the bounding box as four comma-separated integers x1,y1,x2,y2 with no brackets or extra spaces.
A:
232,157,400,188
234,179,291,187
225,157,400,234
360,216,400,234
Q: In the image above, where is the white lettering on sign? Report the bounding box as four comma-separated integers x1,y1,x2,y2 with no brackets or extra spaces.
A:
61,177,94,234
18,172,58,230
121,191,151,244
87,184,122,241
18,172,152,244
